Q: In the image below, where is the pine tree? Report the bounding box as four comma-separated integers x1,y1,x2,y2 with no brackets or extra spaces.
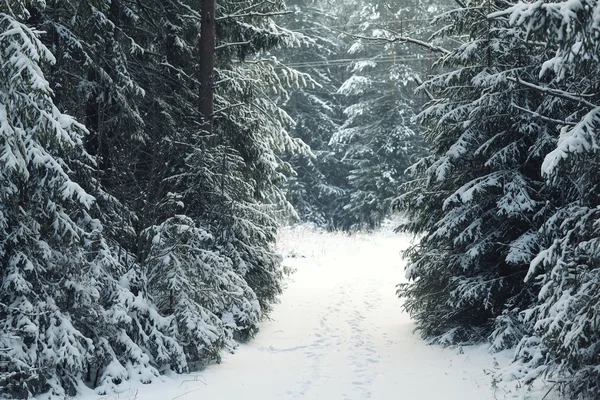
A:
143,214,260,364
491,1,600,397
394,0,555,344
0,12,98,396
332,0,433,231
0,0,314,396
0,5,189,397
212,0,313,311
278,0,348,228
0,8,183,398
280,0,433,231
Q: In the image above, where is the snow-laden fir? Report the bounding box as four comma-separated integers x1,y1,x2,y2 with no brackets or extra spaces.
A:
0,0,309,397
394,0,600,398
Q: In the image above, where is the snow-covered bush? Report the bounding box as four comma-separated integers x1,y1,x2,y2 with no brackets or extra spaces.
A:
144,215,261,364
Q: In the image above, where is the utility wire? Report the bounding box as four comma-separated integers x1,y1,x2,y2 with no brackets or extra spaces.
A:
280,55,438,69
235,54,438,68
289,17,436,32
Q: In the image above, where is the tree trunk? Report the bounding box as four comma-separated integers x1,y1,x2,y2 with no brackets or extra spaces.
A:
199,0,216,136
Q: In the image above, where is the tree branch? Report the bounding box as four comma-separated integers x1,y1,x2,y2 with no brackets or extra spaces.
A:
349,32,451,55
454,0,467,8
413,75,436,101
214,102,245,116
511,103,577,126
216,10,293,21
215,41,251,50
0,302,49,316
508,75,599,109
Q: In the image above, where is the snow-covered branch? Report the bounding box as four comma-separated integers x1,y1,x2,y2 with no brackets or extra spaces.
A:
511,103,576,126
349,32,451,55
216,10,292,21
508,76,599,109
413,75,436,101
215,41,251,50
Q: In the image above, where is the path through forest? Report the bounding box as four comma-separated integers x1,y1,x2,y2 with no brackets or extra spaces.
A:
86,224,551,400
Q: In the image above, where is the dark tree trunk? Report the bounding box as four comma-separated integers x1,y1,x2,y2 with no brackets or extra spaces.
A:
199,0,216,136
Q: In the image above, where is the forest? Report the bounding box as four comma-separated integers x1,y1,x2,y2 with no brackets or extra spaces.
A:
1,0,600,399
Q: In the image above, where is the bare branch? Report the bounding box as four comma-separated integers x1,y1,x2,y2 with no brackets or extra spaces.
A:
216,10,293,21
508,75,599,109
349,32,451,55
511,103,577,126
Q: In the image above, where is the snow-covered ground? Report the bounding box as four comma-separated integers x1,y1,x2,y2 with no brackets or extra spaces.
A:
76,223,555,400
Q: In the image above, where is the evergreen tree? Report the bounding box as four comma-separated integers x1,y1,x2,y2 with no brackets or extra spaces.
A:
336,47,421,228
0,0,314,396
394,0,555,344
212,0,313,311
331,0,429,230
0,12,97,396
280,0,433,231
278,0,348,228
143,214,260,364
491,1,600,397
0,7,185,397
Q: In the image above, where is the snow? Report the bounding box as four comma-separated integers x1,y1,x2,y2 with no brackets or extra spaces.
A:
70,223,554,400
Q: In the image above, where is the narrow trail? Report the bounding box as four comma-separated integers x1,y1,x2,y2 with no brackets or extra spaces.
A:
243,225,500,400
97,224,545,400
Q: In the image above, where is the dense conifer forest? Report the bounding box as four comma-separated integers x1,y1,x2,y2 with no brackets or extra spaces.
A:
2,0,600,398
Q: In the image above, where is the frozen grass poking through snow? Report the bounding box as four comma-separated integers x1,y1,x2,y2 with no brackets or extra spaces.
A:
69,222,556,400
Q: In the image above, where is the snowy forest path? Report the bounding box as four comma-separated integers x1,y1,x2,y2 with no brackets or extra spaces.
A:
255,224,501,400
100,224,515,400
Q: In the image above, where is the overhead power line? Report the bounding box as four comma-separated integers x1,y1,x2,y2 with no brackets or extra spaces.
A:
289,17,436,32
282,55,438,69
235,54,439,68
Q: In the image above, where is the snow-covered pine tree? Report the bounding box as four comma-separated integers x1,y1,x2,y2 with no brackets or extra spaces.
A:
212,0,313,312
0,8,181,398
34,0,192,382
33,0,148,274
0,12,98,397
36,0,282,367
92,0,276,356
491,1,600,397
143,214,260,364
0,5,187,398
394,0,556,345
277,0,348,228
115,0,239,363
330,0,428,230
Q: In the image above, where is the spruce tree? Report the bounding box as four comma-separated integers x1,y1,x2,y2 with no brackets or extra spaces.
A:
0,0,315,396
492,1,600,397
278,0,348,228
278,0,436,231
394,0,554,344
212,0,313,311
331,0,429,230
0,7,185,397
0,12,97,396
